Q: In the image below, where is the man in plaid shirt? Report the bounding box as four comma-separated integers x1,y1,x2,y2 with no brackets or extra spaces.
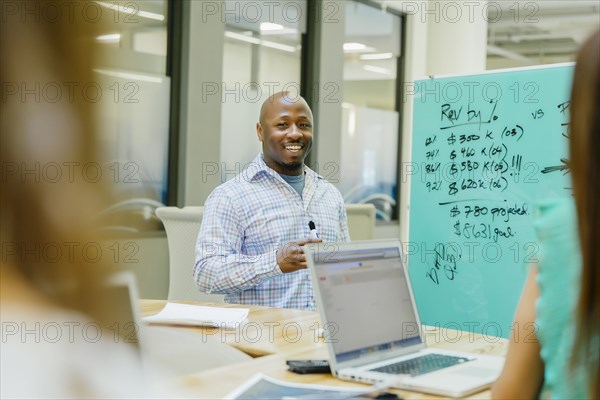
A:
194,91,350,310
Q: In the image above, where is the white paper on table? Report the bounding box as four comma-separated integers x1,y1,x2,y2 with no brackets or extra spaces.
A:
225,373,393,399
143,303,249,329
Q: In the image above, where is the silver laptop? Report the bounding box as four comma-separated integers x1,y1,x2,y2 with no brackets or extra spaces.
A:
305,240,504,398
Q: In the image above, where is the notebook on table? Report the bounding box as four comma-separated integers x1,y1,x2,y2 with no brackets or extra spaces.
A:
305,240,504,398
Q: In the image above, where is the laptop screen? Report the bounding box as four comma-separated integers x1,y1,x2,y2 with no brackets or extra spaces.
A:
89,272,142,349
312,245,422,364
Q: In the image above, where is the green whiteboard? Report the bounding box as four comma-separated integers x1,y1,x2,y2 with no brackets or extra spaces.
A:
408,64,574,338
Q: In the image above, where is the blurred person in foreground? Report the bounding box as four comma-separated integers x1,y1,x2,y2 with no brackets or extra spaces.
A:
1,1,153,398
492,30,599,399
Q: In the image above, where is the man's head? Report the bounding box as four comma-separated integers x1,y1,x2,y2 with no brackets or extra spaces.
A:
256,91,313,175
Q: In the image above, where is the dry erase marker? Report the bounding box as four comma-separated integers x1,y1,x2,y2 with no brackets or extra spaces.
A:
308,221,319,239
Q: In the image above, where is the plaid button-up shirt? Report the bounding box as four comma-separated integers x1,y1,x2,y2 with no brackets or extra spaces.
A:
194,153,350,310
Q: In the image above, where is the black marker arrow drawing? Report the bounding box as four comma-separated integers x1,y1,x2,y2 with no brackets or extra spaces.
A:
541,158,570,174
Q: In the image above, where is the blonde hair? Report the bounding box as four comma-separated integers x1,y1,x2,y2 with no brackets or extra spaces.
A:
1,1,116,320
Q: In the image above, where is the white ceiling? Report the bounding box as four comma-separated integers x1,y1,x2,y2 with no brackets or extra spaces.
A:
119,1,599,79
376,0,600,70
486,0,600,67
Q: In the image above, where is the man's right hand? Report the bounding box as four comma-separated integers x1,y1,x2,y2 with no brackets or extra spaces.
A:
276,238,323,273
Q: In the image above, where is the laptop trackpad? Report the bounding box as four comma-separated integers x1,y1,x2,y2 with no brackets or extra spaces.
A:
448,365,499,379
411,365,498,388
409,365,497,393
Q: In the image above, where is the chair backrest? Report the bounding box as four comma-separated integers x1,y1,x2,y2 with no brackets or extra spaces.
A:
345,203,376,240
155,206,224,302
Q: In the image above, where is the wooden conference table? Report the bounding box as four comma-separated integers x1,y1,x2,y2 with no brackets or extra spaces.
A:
141,300,508,399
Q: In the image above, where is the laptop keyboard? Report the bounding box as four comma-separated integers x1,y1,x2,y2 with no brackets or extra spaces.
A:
370,353,472,377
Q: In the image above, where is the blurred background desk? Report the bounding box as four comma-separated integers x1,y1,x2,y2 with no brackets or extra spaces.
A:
141,300,508,398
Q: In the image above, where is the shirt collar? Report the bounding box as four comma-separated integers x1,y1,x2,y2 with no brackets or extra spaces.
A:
245,153,323,182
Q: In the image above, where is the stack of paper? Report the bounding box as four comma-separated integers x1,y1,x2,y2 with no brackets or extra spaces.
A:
143,303,249,329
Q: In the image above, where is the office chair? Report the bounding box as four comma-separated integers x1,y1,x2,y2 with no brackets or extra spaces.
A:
155,206,224,302
345,203,376,240
96,197,165,233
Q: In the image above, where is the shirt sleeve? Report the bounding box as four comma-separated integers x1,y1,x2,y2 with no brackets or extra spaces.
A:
194,187,283,295
338,194,351,242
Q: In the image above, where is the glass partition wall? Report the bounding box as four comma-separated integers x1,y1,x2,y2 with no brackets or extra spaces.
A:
340,2,402,221
94,1,170,231
220,0,307,172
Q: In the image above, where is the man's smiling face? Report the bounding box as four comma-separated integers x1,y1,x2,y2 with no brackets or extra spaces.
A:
256,93,313,175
